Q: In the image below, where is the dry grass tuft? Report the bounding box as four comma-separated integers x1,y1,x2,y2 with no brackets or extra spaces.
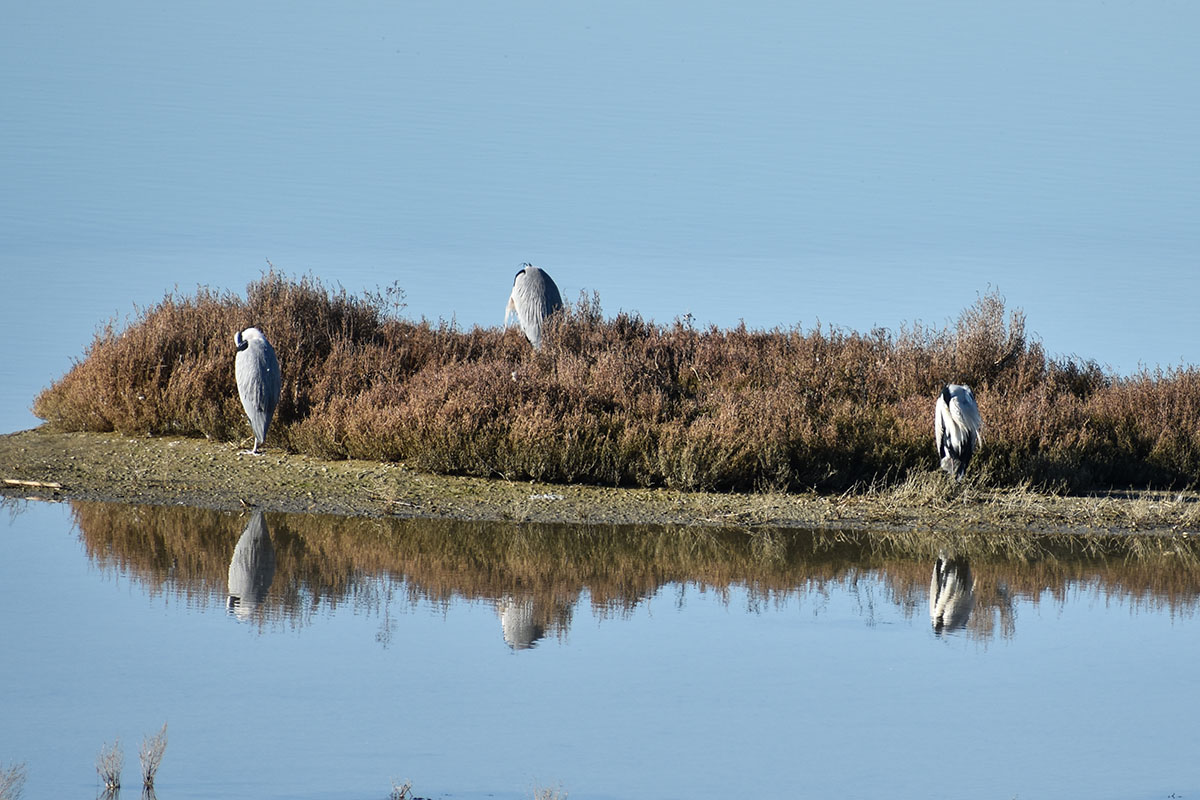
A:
33,276,1200,493
868,470,959,507
0,762,26,800
138,722,167,790
96,738,123,791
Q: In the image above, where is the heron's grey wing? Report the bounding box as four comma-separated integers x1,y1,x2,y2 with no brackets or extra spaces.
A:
960,392,983,447
511,271,547,347
236,343,280,440
235,349,259,413
244,344,280,413
947,393,982,449
540,271,563,313
261,342,282,415
934,396,947,459
239,353,264,411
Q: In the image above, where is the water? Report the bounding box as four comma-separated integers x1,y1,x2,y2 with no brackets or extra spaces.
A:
3,10,1199,788
2,499,1198,799
3,2,1200,434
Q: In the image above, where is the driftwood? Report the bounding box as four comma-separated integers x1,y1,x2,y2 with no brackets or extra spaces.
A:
3,478,63,490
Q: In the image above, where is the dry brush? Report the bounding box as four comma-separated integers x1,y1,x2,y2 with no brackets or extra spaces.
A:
33,272,1200,493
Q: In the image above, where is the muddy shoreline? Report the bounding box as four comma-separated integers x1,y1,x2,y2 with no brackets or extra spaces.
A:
2,427,1197,536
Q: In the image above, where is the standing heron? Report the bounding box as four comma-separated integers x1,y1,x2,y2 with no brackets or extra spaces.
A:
504,263,563,349
935,383,982,480
234,327,281,454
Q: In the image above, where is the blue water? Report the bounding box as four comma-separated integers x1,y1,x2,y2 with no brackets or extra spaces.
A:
2,500,1198,799
2,2,1200,434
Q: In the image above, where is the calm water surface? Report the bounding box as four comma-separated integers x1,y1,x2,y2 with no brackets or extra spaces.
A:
2,499,1198,799
5,8,1199,796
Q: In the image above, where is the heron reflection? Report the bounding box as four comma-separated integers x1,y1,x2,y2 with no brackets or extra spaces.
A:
497,595,545,651
930,553,975,635
227,511,277,621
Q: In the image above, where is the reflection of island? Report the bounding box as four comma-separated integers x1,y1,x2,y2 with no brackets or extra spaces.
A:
497,595,546,650
929,554,975,635
227,512,276,621
67,500,1200,644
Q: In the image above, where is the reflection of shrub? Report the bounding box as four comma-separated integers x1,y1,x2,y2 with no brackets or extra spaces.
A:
0,761,27,800
34,275,1200,492
71,500,1200,639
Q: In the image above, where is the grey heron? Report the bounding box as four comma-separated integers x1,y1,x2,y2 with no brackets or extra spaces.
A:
234,327,281,454
929,553,975,635
935,383,982,480
504,263,563,349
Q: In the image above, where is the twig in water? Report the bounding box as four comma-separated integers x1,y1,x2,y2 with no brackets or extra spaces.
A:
96,738,123,791
139,722,168,790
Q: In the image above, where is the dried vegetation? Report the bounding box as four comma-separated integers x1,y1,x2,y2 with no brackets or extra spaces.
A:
96,738,122,794
139,722,168,791
33,272,1200,493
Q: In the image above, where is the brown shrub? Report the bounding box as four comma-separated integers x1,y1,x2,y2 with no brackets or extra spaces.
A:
32,278,1200,492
